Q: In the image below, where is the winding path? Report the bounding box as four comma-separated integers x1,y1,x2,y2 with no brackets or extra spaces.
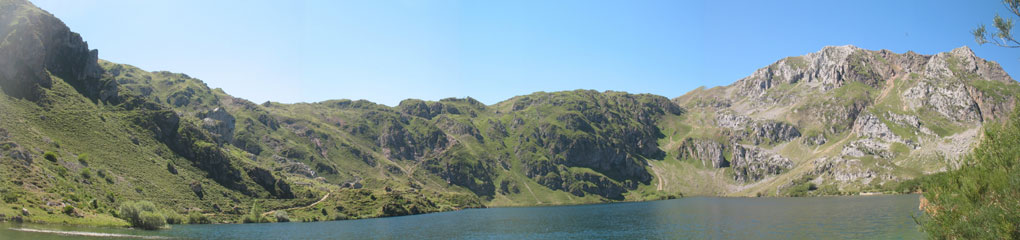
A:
650,163,666,191
262,192,332,217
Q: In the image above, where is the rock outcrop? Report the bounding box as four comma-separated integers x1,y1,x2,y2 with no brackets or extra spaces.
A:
678,138,728,168
377,119,450,161
736,45,895,100
903,81,983,122
200,108,236,144
812,157,878,183
730,145,793,182
0,0,114,102
851,113,903,143
716,113,801,145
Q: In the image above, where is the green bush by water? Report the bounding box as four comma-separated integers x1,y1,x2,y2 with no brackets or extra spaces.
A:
118,201,169,230
920,101,1020,239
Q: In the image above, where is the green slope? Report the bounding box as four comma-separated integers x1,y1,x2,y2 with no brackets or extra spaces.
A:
1,0,1019,229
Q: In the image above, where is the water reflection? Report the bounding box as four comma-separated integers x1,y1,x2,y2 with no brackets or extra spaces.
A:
0,194,924,239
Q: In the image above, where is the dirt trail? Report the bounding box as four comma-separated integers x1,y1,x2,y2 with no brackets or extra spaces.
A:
522,182,542,204
263,192,332,217
649,163,666,191
876,75,899,101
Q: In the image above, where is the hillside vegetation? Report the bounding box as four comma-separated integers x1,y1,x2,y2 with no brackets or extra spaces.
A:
916,103,1020,239
0,0,1018,229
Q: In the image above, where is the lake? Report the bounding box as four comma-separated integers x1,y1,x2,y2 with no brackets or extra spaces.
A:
0,194,925,239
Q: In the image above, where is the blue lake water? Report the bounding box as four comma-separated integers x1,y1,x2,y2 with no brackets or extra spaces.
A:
0,194,925,239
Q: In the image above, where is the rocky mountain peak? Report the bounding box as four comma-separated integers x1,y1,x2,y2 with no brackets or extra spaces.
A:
949,45,976,58
818,44,860,58
0,0,114,102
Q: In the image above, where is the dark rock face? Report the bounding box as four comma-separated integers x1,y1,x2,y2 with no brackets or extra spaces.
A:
434,115,483,142
0,0,114,102
422,149,495,197
200,108,236,144
678,138,728,168
377,119,449,161
190,181,204,199
730,145,793,182
246,166,294,199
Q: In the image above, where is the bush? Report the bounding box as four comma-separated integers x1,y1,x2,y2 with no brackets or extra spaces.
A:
80,168,91,179
1,188,20,204
62,205,75,215
921,102,1020,238
187,212,211,224
164,211,183,225
43,151,58,162
138,211,167,230
241,214,267,224
274,210,290,223
241,201,267,223
77,154,89,166
56,166,68,177
105,191,117,203
118,201,167,230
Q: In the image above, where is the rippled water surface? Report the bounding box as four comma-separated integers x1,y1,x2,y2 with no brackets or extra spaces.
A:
0,194,925,239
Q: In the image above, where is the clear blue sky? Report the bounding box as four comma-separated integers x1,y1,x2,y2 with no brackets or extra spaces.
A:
32,0,1020,106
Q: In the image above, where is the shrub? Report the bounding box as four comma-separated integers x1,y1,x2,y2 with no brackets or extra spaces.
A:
137,211,167,230
241,201,267,223
62,205,75,215
164,211,183,225
80,168,91,179
56,166,68,177
118,201,167,230
274,210,290,223
77,154,89,166
1,188,20,204
921,101,1020,238
43,151,58,162
187,212,211,224
105,191,117,203
166,163,177,175
241,214,267,224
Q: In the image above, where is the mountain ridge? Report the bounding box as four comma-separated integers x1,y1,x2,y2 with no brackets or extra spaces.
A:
1,0,1018,227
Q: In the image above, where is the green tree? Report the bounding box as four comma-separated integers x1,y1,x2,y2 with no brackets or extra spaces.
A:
973,0,1020,48
920,100,1020,238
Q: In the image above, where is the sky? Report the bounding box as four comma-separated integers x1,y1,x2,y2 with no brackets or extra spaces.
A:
31,0,1020,106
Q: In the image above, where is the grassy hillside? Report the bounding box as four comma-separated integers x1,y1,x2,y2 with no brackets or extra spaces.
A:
1,0,1019,230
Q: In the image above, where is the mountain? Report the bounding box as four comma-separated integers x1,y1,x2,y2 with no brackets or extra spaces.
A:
0,0,1017,226
670,45,1018,196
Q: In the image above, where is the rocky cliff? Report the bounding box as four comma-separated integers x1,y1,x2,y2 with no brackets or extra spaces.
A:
672,44,1018,196
1,0,1019,227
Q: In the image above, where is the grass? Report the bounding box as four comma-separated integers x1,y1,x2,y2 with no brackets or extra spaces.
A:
4,4,1017,231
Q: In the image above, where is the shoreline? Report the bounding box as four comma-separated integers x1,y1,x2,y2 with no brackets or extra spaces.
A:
7,227,171,239
1,191,919,230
